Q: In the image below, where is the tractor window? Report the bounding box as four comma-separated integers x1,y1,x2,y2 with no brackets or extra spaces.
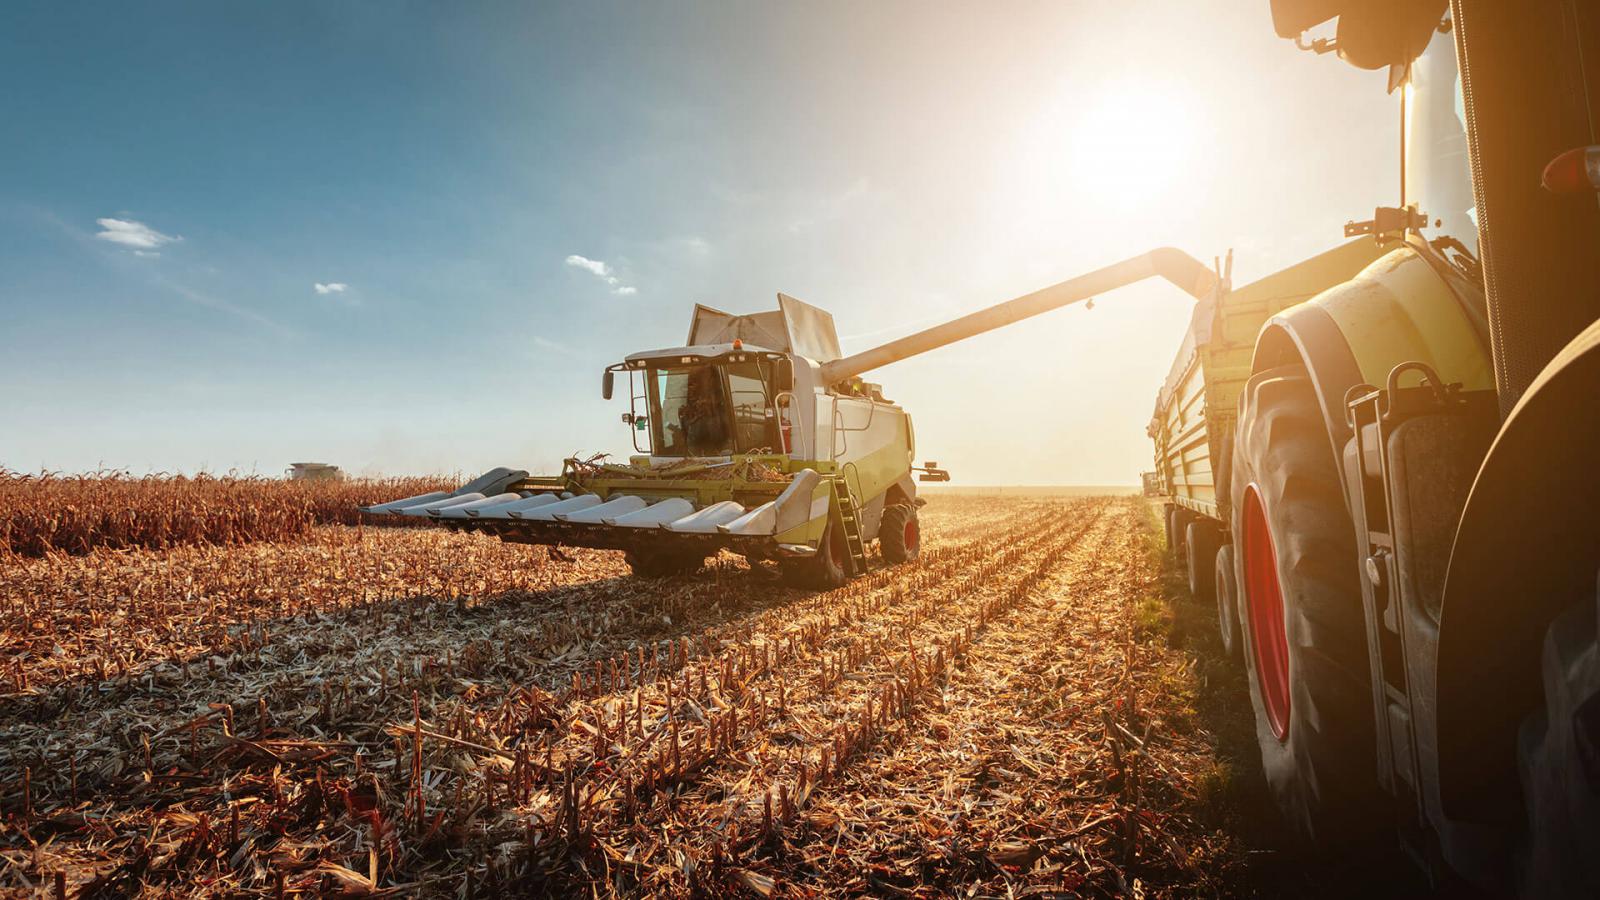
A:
1405,16,1477,257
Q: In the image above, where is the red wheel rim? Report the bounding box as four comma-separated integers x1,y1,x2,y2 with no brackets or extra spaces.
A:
1242,485,1291,741
904,517,919,553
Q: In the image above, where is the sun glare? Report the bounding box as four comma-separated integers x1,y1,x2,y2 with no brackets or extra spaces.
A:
1063,84,1198,214
996,80,1204,231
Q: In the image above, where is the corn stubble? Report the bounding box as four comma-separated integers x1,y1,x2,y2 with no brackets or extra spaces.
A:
0,490,1242,897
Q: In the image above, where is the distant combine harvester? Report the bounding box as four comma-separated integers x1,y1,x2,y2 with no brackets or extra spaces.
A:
286,462,343,482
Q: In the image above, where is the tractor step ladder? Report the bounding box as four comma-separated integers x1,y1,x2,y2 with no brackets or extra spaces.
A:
830,476,869,575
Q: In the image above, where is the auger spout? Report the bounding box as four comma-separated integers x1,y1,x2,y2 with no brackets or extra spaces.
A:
817,247,1216,385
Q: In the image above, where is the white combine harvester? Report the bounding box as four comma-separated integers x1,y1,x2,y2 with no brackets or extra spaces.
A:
364,250,1216,586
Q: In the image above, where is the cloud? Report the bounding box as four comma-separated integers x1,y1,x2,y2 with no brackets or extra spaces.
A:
564,255,609,277
314,282,349,295
565,254,636,295
95,217,180,252
157,276,297,338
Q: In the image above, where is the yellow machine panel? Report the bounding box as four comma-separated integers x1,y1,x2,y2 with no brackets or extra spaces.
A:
1151,239,1390,521
1311,240,1493,392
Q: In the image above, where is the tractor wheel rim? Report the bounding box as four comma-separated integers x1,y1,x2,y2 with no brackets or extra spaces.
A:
904,518,920,552
1242,485,1291,742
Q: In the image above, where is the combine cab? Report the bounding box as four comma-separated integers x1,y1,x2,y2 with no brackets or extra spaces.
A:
366,251,1219,584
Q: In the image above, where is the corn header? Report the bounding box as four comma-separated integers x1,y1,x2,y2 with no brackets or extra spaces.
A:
363,249,1215,585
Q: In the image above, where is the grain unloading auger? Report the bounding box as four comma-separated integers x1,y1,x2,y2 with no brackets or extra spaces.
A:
363,248,1216,586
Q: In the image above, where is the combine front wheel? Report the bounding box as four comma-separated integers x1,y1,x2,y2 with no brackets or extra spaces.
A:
779,519,848,590
1231,365,1382,847
879,503,921,564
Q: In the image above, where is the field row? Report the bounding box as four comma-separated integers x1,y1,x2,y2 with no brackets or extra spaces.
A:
4,495,1256,897
3,497,1176,896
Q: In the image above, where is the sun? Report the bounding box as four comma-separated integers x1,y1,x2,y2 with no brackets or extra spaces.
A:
997,80,1203,227
1061,83,1199,214
1067,86,1195,207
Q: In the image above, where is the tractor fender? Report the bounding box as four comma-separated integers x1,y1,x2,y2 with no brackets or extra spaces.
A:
1250,239,1493,507
1435,316,1600,822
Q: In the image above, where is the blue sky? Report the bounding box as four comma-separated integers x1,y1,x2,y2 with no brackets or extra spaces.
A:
0,2,1395,483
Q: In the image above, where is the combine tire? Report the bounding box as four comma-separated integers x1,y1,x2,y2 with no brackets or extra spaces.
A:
624,548,708,578
1516,592,1600,899
1231,365,1381,847
1215,543,1241,658
1186,520,1219,605
879,503,921,564
780,519,848,590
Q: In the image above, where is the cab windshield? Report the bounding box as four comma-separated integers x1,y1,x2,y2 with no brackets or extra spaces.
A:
646,361,777,456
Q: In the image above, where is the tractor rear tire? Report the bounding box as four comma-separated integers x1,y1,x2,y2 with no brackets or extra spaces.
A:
1515,591,1600,899
625,548,708,578
779,519,848,590
1231,364,1382,848
1186,520,1219,605
879,503,921,565
1215,543,1241,658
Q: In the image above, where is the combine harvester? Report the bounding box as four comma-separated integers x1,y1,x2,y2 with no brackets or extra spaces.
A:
366,253,1217,586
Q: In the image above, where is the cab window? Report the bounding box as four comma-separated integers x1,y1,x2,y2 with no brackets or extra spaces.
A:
646,361,777,456
726,362,777,451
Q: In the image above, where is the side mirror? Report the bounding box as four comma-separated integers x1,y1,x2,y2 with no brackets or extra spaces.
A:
772,357,794,392
602,370,615,400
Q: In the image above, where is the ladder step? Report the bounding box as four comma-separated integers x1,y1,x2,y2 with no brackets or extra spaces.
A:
829,476,869,575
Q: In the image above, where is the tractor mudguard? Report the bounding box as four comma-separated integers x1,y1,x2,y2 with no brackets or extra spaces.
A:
1250,237,1493,508
1434,317,1600,823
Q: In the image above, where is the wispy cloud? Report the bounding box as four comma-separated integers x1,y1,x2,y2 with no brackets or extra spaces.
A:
565,254,637,296
314,282,348,295
530,335,584,357
26,209,289,337
95,217,180,254
158,276,296,338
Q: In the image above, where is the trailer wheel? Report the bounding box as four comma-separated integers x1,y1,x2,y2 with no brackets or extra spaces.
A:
1215,543,1241,658
624,548,708,578
1166,506,1189,559
879,504,921,564
779,519,848,590
1515,590,1600,899
1186,520,1219,605
1231,365,1381,847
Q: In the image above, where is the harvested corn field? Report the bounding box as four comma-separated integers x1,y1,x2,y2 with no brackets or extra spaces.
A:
0,494,1397,897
